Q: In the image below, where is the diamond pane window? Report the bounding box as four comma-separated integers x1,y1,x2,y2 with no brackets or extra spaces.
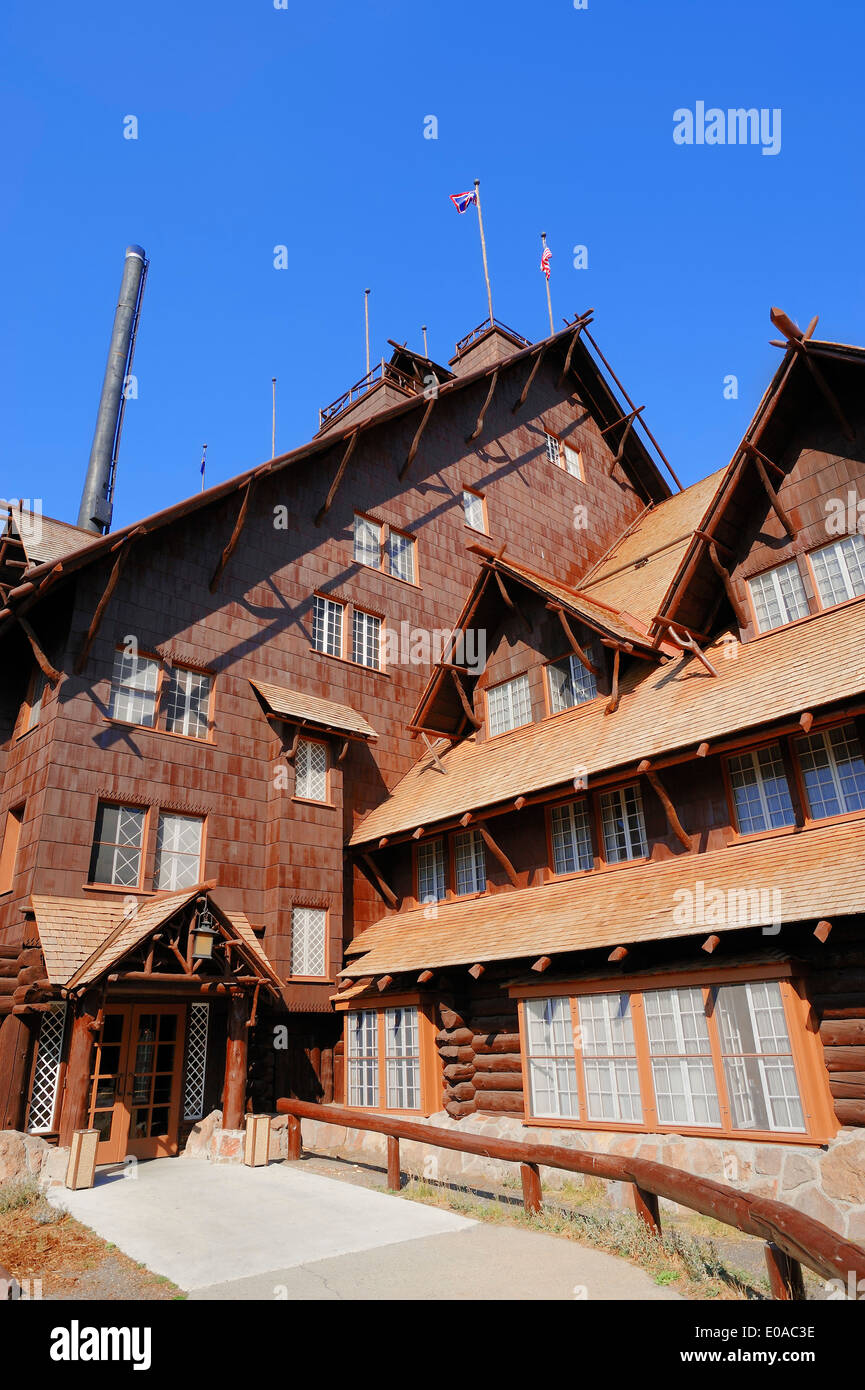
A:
89,803,146,887
486,673,532,736
727,743,796,834
386,530,415,584
154,813,203,891
385,1006,421,1109
715,981,804,1132
524,996,579,1119
796,723,865,819
417,838,446,904
182,1002,210,1121
599,784,648,862
748,561,809,633
290,906,327,977
644,987,721,1127
109,649,160,726
810,535,865,608
27,1003,67,1133
347,1010,379,1107
550,800,594,875
162,666,211,739
295,739,328,801
453,829,486,895
312,595,344,658
547,652,597,713
352,609,381,669
462,489,486,533
577,993,642,1123
353,515,382,569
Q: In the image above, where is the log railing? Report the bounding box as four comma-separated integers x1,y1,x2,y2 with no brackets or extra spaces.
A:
276,1098,865,1301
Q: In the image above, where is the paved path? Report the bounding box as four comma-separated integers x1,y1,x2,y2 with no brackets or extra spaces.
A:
49,1159,681,1301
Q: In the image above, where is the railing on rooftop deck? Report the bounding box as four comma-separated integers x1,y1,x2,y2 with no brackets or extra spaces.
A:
277,1098,865,1301
318,360,421,429
453,316,532,357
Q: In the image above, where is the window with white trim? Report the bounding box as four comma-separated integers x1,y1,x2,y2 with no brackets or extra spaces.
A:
347,1010,379,1107
715,981,804,1132
295,739,328,801
353,514,382,568
386,530,416,584
550,800,594,875
162,667,212,739
290,906,327,977
352,609,381,669
748,560,809,633
346,1006,423,1111
644,987,720,1126
385,1006,421,1108
453,829,486,895
109,649,160,726
561,443,582,479
578,993,642,1123
486,673,532,736
810,535,865,608
417,838,446,903
599,784,648,862
727,743,796,834
544,432,560,466
312,595,344,658
154,813,203,890
462,489,487,533
547,652,597,713
524,996,579,1119
796,723,865,819
89,803,146,887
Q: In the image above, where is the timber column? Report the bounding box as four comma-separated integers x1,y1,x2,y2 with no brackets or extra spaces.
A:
222,992,250,1130
58,990,100,1146
0,1012,38,1131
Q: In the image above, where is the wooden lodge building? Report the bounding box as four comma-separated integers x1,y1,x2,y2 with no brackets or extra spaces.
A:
2,308,865,1237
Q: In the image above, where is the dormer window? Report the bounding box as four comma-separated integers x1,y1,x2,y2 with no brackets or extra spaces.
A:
486,673,532,736
748,560,809,633
546,653,597,713
809,535,865,608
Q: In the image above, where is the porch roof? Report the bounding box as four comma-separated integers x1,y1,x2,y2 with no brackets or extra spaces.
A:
250,678,378,741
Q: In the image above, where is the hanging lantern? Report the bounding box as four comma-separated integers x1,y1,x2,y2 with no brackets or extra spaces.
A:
190,902,219,960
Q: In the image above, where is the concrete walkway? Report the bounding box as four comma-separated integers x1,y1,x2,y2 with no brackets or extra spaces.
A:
49,1158,681,1301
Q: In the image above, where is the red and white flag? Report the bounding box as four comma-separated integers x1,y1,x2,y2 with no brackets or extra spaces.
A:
540,245,552,280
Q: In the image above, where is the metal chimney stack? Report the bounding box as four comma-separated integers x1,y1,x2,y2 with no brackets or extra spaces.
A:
78,244,148,534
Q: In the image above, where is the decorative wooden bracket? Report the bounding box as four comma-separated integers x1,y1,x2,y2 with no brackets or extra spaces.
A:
361,853,399,909
742,444,796,539
466,366,499,443
799,711,814,734
601,406,644,475
511,342,549,413
644,768,691,850
557,316,591,388
770,308,855,442
315,429,359,527
814,920,832,943
532,956,552,974
608,946,629,963
417,970,434,984
377,975,394,992
421,732,446,773
604,646,621,714
468,963,485,980
548,603,599,675
701,935,721,954
338,738,350,762
75,528,142,673
399,395,436,481
697,742,710,758
17,612,62,684
476,821,519,887
493,569,532,632
210,479,255,591
703,536,748,629
653,616,718,677
449,667,481,728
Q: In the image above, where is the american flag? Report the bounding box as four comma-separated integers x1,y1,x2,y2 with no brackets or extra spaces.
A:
450,190,478,214
540,245,552,280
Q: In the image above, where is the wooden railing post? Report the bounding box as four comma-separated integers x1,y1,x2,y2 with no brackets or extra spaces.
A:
286,1114,302,1161
631,1183,661,1236
521,1161,542,1215
387,1135,400,1192
764,1242,805,1300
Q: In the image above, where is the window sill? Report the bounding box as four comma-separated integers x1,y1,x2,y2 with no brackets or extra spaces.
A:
307,648,391,678
102,718,214,746
291,797,337,810
520,1117,828,1146
355,561,421,592
286,976,335,984
463,523,489,537
82,883,157,896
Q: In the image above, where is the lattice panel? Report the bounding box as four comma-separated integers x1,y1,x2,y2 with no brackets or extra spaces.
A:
290,907,327,976
183,1002,210,1120
27,1003,67,1133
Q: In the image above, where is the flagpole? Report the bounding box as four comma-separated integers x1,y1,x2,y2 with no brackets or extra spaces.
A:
271,378,277,458
474,179,494,325
364,289,371,377
200,443,207,493
421,325,428,356
541,232,554,336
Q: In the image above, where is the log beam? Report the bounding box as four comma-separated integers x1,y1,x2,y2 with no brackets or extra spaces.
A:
58,990,100,1146
645,769,691,850
706,540,749,629
466,367,499,443
531,956,552,974
210,480,256,591
743,445,796,538
74,530,141,674
399,396,436,481
605,646,621,715
361,853,399,910
511,343,549,413
608,946,629,963
476,822,519,887
549,604,599,675
449,667,481,728
764,1242,805,1301
814,920,832,944
222,993,249,1130
18,613,62,684
315,429,359,527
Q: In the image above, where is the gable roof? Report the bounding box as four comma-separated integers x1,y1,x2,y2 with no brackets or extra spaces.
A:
250,678,378,741
343,817,865,976
351,595,865,845
8,506,95,569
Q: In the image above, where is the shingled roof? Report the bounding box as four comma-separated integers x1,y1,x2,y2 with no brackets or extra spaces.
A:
250,679,377,741
344,817,865,976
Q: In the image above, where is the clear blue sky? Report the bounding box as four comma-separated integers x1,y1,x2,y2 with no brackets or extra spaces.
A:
2,0,863,528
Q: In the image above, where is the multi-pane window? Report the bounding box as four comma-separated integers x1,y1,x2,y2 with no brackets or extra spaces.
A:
547,652,597,713
312,595,344,658
544,432,560,465
727,743,796,834
162,667,211,739
453,829,486,895
599,784,648,862
748,560,809,633
109,650,160,726
295,739,328,801
486,673,532,736
524,997,579,1119
154,813,203,891
715,981,804,1132
23,670,47,733
550,800,594,875
352,609,381,669
643,987,720,1127
796,723,865,819
386,530,416,584
417,838,446,903
290,906,327,977
89,804,146,887
462,489,487,533
561,443,582,479
810,535,865,608
347,1010,379,1107
577,993,642,1122
385,1006,421,1108
353,514,382,568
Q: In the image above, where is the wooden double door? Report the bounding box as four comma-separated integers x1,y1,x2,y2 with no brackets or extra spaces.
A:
87,1004,185,1163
